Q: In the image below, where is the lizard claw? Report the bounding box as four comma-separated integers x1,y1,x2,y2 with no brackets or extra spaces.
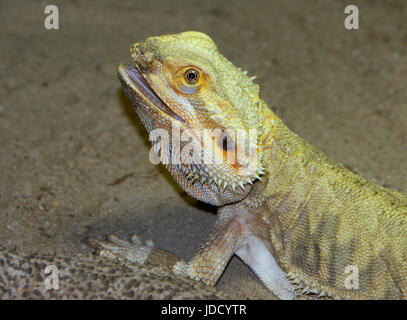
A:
89,234,154,265
130,234,154,247
130,234,142,245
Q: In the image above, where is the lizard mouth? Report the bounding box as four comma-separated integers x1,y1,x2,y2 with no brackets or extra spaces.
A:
118,64,185,123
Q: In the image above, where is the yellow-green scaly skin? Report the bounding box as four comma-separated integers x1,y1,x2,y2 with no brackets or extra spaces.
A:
248,119,407,298
108,31,406,299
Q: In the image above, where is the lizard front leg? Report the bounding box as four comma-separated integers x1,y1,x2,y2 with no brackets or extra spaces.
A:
175,202,298,299
89,203,247,287
89,234,182,270
90,203,297,300
173,204,245,286
176,203,298,300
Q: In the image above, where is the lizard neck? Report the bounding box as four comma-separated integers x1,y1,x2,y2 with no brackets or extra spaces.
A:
244,107,327,211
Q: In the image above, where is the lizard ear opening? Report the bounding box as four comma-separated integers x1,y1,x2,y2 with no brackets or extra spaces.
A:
220,134,235,152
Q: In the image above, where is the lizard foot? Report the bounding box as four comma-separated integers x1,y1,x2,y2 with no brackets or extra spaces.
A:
89,234,155,266
89,234,182,268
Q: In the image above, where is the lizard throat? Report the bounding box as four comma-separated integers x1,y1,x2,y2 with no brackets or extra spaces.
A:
118,64,186,124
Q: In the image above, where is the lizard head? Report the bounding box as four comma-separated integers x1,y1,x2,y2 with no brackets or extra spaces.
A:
118,31,272,191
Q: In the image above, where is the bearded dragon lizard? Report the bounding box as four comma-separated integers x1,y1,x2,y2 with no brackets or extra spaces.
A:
91,31,407,300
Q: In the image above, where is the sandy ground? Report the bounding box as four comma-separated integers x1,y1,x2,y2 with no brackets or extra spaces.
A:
0,0,406,299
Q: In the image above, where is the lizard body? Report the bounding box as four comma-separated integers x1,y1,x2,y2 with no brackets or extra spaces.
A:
94,31,407,300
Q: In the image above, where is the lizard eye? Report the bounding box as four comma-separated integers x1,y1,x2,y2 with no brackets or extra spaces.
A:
184,68,200,84
175,67,203,94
